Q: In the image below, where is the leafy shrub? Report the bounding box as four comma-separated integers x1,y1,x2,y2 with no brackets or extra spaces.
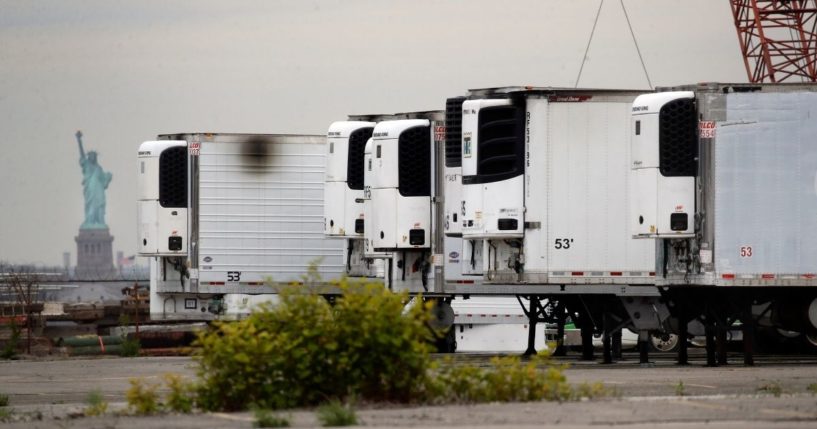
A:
164,374,194,413
84,390,108,416
316,401,357,427
116,315,141,357
807,383,817,395
126,378,160,415
1,320,21,360
421,352,601,404
119,336,141,357
253,408,290,428
0,393,8,407
194,281,434,411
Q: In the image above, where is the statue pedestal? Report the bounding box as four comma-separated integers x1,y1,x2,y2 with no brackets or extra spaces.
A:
75,228,116,279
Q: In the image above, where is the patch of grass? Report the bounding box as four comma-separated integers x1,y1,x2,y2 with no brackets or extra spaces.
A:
0,393,8,407
253,408,290,428
806,383,817,395
126,378,161,415
757,382,783,397
164,373,194,413
84,390,108,416
0,407,12,422
316,401,357,427
675,380,685,396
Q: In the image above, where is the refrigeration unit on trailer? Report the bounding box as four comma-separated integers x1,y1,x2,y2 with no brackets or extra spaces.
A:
137,133,344,320
444,97,484,278
631,82,817,360
323,120,380,277
365,111,448,293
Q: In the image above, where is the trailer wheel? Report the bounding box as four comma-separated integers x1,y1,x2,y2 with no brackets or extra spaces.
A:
802,333,817,354
434,327,457,353
649,332,679,353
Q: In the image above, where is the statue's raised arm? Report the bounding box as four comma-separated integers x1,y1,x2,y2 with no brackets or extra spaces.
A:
76,130,86,161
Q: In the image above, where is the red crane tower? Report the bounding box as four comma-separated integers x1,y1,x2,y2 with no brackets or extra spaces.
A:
730,0,817,82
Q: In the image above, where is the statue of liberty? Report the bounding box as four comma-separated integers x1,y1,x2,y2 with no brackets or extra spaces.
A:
76,130,113,229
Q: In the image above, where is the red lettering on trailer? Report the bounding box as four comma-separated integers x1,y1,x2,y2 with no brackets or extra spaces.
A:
434,125,446,141
610,272,623,276
699,121,716,138
548,95,592,102
189,142,201,156
761,274,775,279
571,271,584,276
722,274,735,280
802,274,816,279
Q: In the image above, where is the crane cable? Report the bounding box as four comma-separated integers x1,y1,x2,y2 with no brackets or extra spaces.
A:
574,0,605,88
574,0,653,89
620,0,652,88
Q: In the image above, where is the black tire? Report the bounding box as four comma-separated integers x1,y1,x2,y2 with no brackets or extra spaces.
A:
434,327,457,353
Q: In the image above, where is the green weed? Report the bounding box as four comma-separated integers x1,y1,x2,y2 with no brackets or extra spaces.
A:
316,401,357,427
253,408,291,427
126,378,160,415
757,382,783,397
675,380,685,396
164,373,194,413
0,407,12,422
84,390,108,416
1,320,21,360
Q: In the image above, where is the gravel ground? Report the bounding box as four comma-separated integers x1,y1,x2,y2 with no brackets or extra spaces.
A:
1,353,816,428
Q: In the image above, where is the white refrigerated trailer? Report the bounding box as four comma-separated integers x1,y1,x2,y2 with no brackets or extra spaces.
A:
137,133,344,320
632,82,817,363
438,87,671,362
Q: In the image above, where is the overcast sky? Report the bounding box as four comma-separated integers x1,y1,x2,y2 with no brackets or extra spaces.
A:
0,0,745,266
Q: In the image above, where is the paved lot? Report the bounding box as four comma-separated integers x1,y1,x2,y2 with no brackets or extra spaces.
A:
1,353,816,428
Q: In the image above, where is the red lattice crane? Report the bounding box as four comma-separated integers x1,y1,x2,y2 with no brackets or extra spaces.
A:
730,0,817,82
